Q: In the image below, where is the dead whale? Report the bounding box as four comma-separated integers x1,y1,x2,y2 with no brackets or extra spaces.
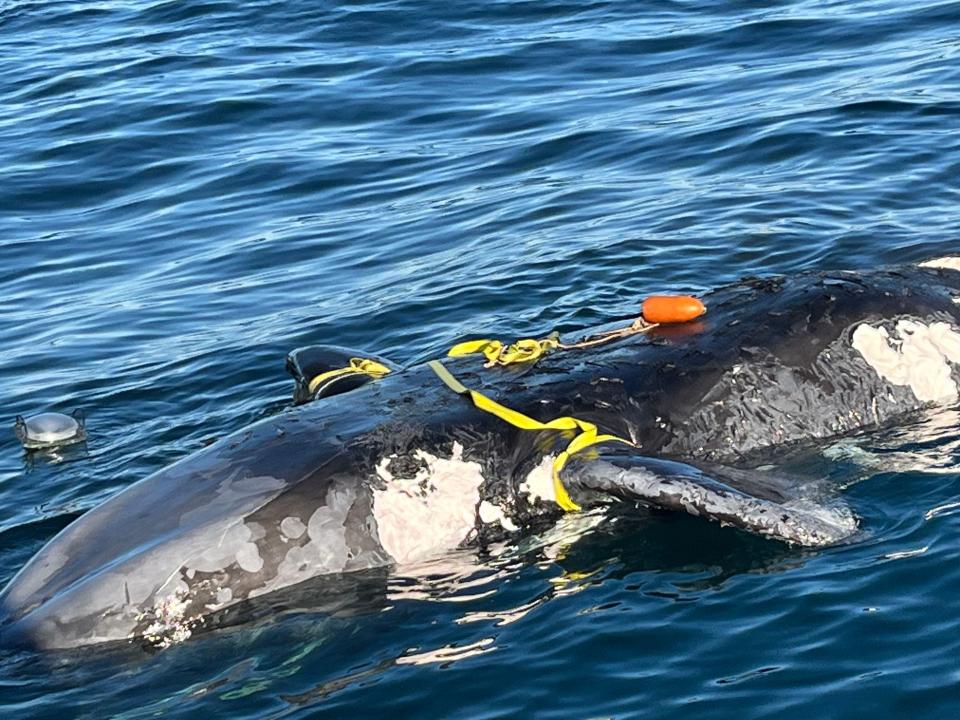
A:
2,257,959,650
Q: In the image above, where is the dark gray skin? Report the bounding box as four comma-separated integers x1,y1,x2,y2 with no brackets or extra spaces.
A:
3,262,960,650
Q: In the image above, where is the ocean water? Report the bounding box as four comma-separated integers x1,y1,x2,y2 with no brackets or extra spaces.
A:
2,0,960,716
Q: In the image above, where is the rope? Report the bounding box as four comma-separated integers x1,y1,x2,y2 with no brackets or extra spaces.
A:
428,360,634,512
307,357,392,396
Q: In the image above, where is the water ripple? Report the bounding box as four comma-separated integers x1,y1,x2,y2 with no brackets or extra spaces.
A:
2,0,960,717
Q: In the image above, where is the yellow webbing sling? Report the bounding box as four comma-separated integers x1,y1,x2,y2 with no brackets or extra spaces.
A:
427,360,634,512
448,337,560,367
308,358,392,396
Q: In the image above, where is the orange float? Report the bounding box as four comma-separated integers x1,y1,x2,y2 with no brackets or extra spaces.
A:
641,295,706,324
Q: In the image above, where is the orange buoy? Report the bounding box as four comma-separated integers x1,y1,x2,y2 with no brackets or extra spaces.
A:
641,295,706,324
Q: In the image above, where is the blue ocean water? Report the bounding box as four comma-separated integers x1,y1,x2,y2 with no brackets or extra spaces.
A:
2,0,960,716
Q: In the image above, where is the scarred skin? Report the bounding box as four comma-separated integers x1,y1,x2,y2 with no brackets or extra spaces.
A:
2,262,959,650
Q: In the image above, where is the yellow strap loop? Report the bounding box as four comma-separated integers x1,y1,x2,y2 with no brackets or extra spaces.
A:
448,336,559,367
428,360,634,512
307,358,392,396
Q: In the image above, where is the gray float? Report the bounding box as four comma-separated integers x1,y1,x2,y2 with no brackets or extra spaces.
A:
14,411,86,450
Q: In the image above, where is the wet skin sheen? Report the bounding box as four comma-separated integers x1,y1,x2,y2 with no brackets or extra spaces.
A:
2,263,959,649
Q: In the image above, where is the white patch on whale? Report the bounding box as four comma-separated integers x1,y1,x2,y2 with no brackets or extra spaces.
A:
249,483,366,599
235,542,264,573
918,257,960,304
478,500,518,532
136,587,199,648
280,516,306,539
372,442,483,565
852,320,960,403
185,521,263,574
519,455,557,506
919,256,960,272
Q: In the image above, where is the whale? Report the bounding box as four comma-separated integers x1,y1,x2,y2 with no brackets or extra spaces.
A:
2,258,960,650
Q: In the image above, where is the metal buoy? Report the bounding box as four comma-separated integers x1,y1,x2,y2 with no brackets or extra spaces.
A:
14,411,86,450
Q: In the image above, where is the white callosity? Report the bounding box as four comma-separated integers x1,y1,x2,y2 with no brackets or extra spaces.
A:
137,589,197,648
852,320,960,403
372,442,484,565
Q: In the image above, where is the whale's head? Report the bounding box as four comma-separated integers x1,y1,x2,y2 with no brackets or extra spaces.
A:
0,410,391,650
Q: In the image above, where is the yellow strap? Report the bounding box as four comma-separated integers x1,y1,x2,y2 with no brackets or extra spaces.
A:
448,337,559,367
307,358,392,396
428,360,633,512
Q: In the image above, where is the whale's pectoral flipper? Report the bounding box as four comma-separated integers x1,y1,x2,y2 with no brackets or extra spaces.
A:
565,454,857,547
286,345,400,404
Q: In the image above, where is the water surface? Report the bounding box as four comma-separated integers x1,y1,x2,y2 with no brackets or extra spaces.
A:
2,0,960,717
